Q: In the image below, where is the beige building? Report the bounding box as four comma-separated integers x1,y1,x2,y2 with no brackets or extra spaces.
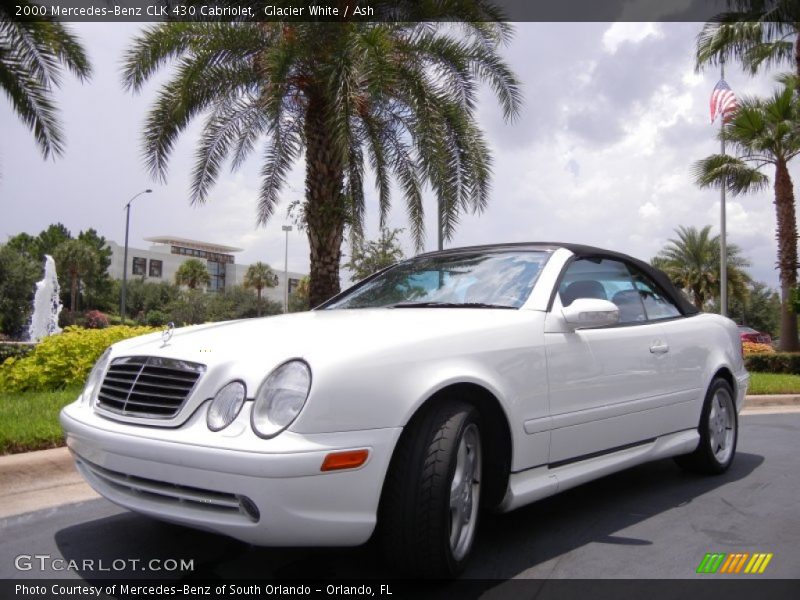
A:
107,236,305,305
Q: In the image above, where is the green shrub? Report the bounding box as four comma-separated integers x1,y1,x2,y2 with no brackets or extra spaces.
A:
0,325,157,392
745,352,800,375
145,309,168,326
0,342,35,364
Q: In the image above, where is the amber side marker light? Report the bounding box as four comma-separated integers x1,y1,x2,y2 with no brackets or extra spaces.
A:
321,449,370,472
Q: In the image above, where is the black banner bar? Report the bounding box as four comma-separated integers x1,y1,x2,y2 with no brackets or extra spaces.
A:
2,579,799,600
4,0,746,24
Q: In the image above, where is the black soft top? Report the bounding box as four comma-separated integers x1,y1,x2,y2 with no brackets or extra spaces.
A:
415,241,699,316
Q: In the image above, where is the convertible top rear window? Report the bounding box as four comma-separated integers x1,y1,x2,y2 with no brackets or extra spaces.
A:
324,251,551,310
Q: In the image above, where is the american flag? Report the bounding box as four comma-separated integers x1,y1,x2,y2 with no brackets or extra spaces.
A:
710,79,738,124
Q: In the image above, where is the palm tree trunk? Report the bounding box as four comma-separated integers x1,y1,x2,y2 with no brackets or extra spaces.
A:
774,158,799,351
257,288,262,317
304,92,346,308
795,35,800,97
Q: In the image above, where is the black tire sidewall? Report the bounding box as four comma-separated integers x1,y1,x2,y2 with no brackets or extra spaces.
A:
440,405,482,574
698,379,738,473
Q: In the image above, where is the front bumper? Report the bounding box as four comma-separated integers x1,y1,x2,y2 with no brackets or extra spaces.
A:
60,400,402,546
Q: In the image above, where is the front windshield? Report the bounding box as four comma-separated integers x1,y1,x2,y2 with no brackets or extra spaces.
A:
324,250,551,309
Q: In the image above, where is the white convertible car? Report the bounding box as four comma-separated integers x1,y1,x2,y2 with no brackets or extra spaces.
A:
61,243,748,576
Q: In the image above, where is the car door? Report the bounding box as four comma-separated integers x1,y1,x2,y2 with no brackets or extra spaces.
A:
630,268,706,430
544,257,676,465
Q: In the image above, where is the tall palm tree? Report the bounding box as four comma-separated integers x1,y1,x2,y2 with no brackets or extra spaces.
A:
696,0,800,91
175,259,210,290
122,5,521,307
653,225,751,310
0,3,91,159
54,239,97,311
243,261,277,316
693,86,800,350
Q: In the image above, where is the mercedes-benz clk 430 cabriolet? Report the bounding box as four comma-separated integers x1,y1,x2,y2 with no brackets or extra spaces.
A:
61,243,748,576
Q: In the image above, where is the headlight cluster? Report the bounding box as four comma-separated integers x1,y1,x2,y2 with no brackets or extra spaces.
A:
206,381,246,431
80,348,111,405
206,360,311,438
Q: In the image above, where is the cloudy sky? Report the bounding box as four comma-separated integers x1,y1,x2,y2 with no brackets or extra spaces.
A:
0,21,792,288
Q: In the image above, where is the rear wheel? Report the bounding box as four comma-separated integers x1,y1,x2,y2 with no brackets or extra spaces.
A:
379,400,482,577
675,378,737,474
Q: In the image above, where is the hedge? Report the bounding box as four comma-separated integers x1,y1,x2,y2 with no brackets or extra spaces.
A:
0,342,35,364
745,352,800,375
0,325,157,392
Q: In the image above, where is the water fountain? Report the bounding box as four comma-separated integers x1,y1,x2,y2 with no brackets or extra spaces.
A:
27,255,63,342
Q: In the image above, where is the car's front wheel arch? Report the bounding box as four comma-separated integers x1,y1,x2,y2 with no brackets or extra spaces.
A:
396,383,512,510
375,383,512,575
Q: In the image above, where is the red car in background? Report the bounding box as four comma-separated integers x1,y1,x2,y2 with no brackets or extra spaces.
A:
738,326,772,345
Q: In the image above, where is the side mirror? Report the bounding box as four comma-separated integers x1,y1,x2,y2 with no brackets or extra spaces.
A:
562,298,619,329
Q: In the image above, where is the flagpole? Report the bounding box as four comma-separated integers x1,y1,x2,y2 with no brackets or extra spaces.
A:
720,60,728,318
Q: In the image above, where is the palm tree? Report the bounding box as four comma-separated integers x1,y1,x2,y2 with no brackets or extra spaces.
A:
175,259,210,290
653,225,751,310
122,5,521,307
0,3,91,159
54,239,98,311
243,261,277,316
696,1,800,83
693,86,800,350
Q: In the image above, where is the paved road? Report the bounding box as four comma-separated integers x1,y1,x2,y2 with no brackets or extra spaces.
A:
1,413,798,583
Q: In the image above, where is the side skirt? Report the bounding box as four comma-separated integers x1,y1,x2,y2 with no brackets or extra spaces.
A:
497,429,699,513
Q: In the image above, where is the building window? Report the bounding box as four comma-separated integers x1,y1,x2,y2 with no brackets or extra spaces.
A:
132,257,146,276
288,278,300,296
149,259,163,278
207,260,226,292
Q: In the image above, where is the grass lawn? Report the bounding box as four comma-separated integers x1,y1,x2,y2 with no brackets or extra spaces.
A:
0,387,81,454
748,372,800,395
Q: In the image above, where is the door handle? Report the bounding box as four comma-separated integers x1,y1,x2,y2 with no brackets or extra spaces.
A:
650,342,669,354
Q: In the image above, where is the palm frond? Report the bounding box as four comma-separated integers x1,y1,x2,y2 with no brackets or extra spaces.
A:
692,154,770,194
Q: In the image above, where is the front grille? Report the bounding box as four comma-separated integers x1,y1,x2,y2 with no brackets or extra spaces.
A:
77,459,258,521
96,356,205,419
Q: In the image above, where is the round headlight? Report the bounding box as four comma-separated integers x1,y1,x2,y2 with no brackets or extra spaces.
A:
207,381,246,431
80,348,111,405
251,360,311,438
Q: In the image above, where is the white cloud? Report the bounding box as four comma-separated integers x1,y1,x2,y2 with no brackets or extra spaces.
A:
639,201,661,219
602,22,661,54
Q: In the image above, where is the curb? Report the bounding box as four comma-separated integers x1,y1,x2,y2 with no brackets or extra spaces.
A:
743,394,800,407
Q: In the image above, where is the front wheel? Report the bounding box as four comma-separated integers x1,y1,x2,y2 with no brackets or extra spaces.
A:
675,378,738,474
379,401,482,577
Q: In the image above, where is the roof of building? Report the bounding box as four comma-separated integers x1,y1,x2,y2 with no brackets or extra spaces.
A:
144,236,243,254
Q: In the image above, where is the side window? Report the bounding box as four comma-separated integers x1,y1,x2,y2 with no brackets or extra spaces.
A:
559,258,647,324
628,268,682,321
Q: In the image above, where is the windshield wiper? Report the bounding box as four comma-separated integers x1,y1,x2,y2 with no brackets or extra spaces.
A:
389,301,516,309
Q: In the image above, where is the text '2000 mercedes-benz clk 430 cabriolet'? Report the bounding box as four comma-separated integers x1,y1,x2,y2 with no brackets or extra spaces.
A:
61,243,748,577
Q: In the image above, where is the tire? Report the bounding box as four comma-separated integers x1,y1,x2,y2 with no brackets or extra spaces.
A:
379,400,483,577
674,378,738,475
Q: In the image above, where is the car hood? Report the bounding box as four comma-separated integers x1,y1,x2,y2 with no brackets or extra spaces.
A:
111,308,528,369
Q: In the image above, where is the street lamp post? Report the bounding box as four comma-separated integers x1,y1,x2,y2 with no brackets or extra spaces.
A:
121,189,152,324
282,225,292,313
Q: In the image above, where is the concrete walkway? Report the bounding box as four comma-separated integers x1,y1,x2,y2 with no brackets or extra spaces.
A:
1,395,799,520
